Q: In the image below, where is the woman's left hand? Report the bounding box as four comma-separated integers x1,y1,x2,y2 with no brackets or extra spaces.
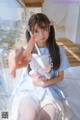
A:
30,72,47,87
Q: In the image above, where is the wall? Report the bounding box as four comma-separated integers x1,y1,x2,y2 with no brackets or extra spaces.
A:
42,0,68,26
65,4,79,44
42,0,68,38
42,0,80,44
76,6,80,44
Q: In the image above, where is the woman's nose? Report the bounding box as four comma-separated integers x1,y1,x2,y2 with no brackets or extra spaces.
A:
39,30,45,38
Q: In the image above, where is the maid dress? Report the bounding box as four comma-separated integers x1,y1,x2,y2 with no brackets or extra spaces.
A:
9,45,72,120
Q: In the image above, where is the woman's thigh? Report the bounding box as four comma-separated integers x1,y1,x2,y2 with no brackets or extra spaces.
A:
19,96,40,120
9,93,40,120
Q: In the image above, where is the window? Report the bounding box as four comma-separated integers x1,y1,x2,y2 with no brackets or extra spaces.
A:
0,0,24,111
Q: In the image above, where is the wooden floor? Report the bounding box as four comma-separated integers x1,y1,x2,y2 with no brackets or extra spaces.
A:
57,38,80,67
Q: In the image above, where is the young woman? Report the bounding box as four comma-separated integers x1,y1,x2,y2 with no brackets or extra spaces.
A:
9,13,71,120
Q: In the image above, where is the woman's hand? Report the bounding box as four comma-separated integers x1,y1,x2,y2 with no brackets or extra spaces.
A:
30,72,47,87
8,47,31,77
30,71,64,87
8,33,37,77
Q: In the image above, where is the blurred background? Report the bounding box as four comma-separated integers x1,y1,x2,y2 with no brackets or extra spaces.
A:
0,0,80,119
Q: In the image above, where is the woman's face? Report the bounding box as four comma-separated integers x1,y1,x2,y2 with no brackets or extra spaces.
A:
32,24,49,47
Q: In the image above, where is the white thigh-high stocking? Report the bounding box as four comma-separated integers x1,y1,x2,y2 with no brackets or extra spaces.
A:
39,103,59,120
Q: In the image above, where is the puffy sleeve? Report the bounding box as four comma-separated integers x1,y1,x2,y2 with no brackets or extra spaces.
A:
56,46,70,72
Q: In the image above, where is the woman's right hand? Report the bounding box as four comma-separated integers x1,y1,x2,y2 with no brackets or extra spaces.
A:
8,47,31,77
8,34,36,77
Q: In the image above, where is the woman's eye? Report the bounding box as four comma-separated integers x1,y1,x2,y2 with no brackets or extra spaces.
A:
34,30,38,33
43,28,48,31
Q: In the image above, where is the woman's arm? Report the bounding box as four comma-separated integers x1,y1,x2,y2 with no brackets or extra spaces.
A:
43,71,64,87
8,35,36,77
32,71,64,87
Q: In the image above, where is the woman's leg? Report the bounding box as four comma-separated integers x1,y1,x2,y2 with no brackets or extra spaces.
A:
9,93,40,120
18,96,40,120
39,94,59,120
39,103,58,120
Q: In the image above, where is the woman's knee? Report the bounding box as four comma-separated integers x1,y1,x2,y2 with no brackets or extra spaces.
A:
39,109,51,120
19,96,40,120
39,104,58,120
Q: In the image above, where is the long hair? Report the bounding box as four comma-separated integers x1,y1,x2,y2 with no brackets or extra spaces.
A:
26,13,60,70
